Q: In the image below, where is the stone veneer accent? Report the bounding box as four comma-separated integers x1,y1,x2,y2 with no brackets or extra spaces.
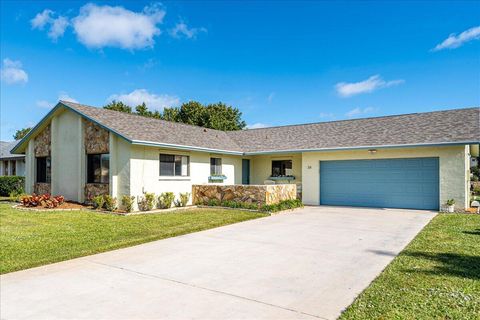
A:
34,183,51,195
84,183,109,202
84,120,109,154
193,184,297,206
34,124,51,157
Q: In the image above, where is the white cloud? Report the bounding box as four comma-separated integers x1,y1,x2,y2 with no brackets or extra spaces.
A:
345,107,376,118
31,9,53,29
433,26,480,51
319,112,335,120
36,92,78,108
0,59,28,84
335,75,404,97
169,21,206,39
72,3,165,49
108,89,180,111
246,123,268,129
58,92,78,103
31,9,69,41
267,92,275,103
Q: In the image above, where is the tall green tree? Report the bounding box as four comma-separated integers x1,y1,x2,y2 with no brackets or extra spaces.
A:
13,127,31,140
103,100,246,131
103,100,132,113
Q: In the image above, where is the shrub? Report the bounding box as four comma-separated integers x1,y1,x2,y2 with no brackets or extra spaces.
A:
138,192,155,211
446,199,456,206
20,194,65,208
121,195,135,212
472,186,480,196
103,195,117,211
157,192,175,209
175,192,190,207
0,176,25,196
260,199,304,213
92,195,105,209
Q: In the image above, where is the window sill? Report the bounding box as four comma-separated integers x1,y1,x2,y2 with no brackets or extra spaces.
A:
159,176,191,181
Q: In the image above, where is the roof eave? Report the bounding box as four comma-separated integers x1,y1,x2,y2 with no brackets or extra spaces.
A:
243,141,479,155
131,140,244,155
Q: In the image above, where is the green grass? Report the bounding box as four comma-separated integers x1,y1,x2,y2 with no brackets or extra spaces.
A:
0,203,266,274
340,213,480,320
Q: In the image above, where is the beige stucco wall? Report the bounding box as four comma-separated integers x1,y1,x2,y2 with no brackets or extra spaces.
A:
128,145,243,209
301,145,469,209
250,153,302,185
51,110,83,201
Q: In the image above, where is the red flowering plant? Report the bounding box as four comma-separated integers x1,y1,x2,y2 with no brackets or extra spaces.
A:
21,194,65,208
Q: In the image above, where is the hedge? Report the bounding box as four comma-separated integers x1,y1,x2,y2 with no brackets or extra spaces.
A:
0,176,25,196
199,198,304,213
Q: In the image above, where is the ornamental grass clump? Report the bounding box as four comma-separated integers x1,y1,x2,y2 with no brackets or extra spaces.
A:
157,192,175,209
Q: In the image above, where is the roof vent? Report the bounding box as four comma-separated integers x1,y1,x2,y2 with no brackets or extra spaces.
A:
203,129,207,132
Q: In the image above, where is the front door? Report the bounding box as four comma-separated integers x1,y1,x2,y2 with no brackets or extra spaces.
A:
242,159,250,184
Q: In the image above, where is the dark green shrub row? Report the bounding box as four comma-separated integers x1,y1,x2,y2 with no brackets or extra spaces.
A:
0,176,25,196
261,199,304,213
199,198,303,213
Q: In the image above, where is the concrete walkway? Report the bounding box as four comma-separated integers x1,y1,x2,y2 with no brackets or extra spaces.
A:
1,206,436,320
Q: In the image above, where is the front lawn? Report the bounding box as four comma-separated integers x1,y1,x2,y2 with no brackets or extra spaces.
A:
0,203,266,274
340,213,480,320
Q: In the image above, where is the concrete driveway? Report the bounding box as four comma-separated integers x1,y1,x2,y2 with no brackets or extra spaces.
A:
1,206,436,320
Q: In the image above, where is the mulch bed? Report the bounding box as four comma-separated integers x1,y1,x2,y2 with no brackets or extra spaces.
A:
14,202,93,211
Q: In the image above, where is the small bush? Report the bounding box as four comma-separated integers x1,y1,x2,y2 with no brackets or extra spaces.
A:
121,195,135,212
103,195,117,211
21,194,65,208
472,186,480,196
0,176,25,196
138,192,156,211
92,195,105,209
261,199,303,213
175,192,190,207
157,192,175,209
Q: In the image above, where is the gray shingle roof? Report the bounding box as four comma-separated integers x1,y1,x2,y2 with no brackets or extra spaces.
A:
59,101,480,154
63,101,243,153
1,141,23,159
227,107,480,153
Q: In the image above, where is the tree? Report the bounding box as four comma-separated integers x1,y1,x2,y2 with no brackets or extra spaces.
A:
103,100,132,113
103,100,246,131
205,102,246,131
13,127,31,140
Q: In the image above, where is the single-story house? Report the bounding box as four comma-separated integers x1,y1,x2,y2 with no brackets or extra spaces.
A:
1,141,25,176
11,101,480,211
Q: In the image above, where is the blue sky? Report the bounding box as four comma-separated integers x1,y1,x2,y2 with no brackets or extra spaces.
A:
1,1,479,141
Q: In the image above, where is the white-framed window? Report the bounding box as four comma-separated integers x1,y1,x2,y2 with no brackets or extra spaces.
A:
210,158,222,175
160,154,189,176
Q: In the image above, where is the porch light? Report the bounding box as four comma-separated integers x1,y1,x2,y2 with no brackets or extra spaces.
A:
368,149,377,154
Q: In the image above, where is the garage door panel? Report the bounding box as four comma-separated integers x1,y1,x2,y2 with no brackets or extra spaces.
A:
320,158,439,210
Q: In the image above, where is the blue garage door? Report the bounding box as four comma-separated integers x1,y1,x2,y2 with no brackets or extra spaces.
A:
320,158,439,210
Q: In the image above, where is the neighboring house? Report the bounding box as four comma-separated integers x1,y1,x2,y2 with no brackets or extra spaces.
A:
11,101,480,211
0,140,25,176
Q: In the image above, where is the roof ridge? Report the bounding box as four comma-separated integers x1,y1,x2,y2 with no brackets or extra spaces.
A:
234,106,480,132
60,100,230,134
